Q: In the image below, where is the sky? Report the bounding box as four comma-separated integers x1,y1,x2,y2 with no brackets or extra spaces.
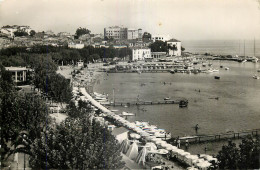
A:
0,0,260,40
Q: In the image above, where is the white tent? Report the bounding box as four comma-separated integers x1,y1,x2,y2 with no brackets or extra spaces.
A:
130,133,141,139
126,142,139,160
196,161,211,170
151,137,162,142
120,139,130,154
157,149,169,154
145,135,156,141
116,131,128,144
135,147,147,166
178,151,190,161
192,158,205,166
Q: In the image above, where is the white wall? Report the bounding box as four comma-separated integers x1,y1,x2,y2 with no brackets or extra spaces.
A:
167,42,181,56
132,48,151,61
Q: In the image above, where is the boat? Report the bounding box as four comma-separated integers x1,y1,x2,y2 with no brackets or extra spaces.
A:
121,112,135,116
202,63,207,67
214,76,220,79
220,65,223,68
225,67,230,70
242,59,247,63
252,58,258,63
164,97,171,100
208,63,213,66
257,70,260,72
170,70,175,74
253,75,260,79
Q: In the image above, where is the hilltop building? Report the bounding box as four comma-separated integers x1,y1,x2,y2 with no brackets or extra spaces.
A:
104,26,127,40
0,25,32,37
151,35,171,42
167,39,181,56
127,28,142,40
132,48,151,61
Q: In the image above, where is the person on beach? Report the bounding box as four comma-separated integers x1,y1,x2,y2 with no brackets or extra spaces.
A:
185,139,189,150
195,124,199,134
177,139,181,148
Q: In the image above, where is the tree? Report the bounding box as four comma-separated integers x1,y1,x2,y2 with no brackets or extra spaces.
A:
29,115,125,169
149,40,168,52
14,30,29,37
217,140,239,169
217,136,260,169
142,32,151,41
75,27,91,37
29,30,36,36
181,46,185,51
238,136,260,169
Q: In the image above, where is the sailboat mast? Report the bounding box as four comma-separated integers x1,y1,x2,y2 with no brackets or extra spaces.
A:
244,40,245,57
254,38,255,56
239,40,240,56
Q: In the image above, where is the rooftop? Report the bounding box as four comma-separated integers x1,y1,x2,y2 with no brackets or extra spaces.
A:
5,67,27,71
167,39,181,42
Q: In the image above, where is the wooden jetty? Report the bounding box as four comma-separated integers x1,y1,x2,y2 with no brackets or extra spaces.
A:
103,99,188,107
173,128,260,144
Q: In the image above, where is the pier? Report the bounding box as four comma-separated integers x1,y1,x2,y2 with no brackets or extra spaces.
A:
103,99,188,107
175,128,260,144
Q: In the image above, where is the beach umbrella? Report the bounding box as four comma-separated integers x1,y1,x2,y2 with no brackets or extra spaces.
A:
135,147,147,166
126,142,139,160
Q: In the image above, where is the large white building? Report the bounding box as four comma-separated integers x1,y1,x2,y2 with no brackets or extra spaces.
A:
151,35,171,42
167,39,182,56
132,48,151,61
127,28,142,40
104,26,127,40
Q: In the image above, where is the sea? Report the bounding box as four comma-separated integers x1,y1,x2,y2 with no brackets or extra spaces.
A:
93,40,260,155
182,39,260,56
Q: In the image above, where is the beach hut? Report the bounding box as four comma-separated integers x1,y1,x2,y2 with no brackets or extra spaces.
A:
126,142,139,160
184,155,199,166
135,147,147,166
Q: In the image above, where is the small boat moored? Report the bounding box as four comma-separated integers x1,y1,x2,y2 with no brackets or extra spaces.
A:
214,76,220,79
253,75,260,79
